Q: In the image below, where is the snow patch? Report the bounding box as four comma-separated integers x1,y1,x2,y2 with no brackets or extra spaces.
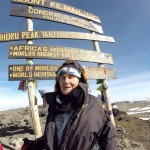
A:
128,107,141,111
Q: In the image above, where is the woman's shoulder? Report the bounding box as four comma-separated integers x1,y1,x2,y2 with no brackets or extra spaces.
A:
44,92,57,105
87,94,105,112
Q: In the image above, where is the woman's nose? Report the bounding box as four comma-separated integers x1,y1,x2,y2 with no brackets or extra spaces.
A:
64,77,70,83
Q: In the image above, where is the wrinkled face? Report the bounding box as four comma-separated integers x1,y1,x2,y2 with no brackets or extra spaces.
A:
59,73,79,95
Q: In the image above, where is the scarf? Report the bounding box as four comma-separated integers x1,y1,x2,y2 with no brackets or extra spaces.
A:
55,86,85,113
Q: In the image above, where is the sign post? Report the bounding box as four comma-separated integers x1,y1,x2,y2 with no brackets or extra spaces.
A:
0,0,117,139
26,10,42,138
91,31,115,126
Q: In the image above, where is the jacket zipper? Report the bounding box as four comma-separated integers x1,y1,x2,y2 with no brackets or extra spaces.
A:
58,110,79,150
46,122,55,150
59,104,88,150
88,133,98,150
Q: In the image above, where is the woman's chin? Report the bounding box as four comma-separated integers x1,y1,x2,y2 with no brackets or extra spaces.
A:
62,89,72,95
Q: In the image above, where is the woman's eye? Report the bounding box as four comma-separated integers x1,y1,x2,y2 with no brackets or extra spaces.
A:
60,76,65,80
68,75,74,79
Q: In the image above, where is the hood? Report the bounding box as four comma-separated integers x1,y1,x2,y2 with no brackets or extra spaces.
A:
54,60,88,92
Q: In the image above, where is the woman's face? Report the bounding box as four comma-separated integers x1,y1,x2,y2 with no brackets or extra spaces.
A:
59,73,79,95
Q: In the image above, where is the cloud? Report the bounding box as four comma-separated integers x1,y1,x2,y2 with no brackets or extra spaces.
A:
0,87,43,111
1,72,150,110
89,72,150,102
0,92,28,111
110,72,150,90
0,72,7,79
0,80,55,111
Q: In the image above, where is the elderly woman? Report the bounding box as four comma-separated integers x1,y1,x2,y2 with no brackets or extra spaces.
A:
22,60,118,150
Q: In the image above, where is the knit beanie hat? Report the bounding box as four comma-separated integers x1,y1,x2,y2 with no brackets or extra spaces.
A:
57,64,81,79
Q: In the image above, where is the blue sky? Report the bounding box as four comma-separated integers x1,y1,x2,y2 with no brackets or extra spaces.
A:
0,0,150,110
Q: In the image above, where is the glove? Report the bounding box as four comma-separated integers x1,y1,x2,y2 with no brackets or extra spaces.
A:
21,137,46,150
21,138,34,150
21,143,26,150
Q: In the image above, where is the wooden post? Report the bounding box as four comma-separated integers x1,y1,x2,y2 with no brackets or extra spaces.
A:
91,31,115,126
26,6,42,138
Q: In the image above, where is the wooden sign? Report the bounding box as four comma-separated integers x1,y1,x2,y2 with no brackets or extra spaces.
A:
9,44,113,64
11,0,100,23
8,65,116,81
11,6,103,34
0,31,115,42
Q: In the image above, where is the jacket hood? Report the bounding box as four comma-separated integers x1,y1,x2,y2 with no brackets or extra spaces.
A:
54,60,88,92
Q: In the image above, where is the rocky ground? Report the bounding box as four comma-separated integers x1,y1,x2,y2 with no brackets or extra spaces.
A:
114,109,150,150
0,105,150,150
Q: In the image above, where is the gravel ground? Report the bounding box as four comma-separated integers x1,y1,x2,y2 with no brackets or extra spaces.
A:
0,105,149,150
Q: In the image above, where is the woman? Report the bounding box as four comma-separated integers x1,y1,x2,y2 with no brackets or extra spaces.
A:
22,60,118,150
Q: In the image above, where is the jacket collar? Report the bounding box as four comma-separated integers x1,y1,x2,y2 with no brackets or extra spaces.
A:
44,82,89,106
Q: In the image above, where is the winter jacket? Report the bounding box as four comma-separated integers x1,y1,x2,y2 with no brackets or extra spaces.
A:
24,83,117,150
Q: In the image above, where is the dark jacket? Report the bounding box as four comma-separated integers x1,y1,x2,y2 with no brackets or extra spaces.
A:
25,83,117,150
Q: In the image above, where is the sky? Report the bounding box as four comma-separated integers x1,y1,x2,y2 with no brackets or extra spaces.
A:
0,0,150,110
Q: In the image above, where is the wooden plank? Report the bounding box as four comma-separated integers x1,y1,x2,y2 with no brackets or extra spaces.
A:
0,31,115,42
11,0,100,23
84,67,116,80
8,65,116,80
10,6,103,34
9,44,113,64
